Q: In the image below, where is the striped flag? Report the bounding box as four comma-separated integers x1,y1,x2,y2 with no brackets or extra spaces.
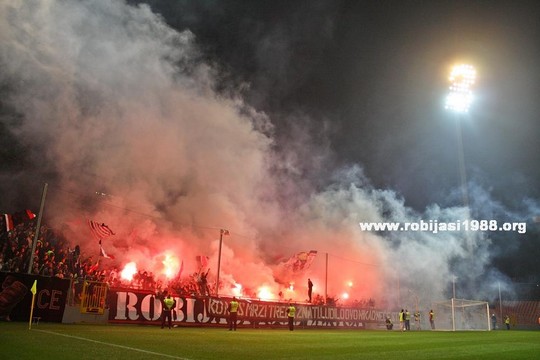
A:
284,250,318,272
88,219,115,240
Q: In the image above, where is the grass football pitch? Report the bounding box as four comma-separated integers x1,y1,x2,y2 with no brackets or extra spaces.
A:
1,322,539,360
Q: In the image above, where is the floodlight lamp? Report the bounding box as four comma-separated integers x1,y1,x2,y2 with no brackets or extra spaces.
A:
445,92,473,113
445,63,476,113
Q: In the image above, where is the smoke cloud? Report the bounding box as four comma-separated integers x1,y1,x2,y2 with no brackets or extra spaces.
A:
0,0,534,309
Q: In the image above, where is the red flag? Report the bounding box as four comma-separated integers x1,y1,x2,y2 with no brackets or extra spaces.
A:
88,219,115,240
26,209,36,219
2,209,36,232
88,261,100,273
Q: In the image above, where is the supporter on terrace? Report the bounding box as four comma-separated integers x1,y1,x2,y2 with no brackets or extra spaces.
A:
307,278,313,303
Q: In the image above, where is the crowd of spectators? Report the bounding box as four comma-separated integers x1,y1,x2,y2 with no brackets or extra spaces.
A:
1,220,376,307
0,220,218,299
0,221,72,277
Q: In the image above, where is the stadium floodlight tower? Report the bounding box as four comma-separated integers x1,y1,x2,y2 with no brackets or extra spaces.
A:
444,63,477,210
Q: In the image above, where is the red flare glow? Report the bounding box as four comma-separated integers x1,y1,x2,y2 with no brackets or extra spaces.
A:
121,262,137,281
162,252,180,279
257,286,274,300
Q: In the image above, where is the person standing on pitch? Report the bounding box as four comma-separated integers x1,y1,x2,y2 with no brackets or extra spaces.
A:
414,311,421,330
385,316,393,330
429,309,435,330
504,315,510,330
399,309,405,331
491,313,497,330
228,297,239,331
161,291,176,329
405,309,411,331
307,278,313,303
287,303,296,331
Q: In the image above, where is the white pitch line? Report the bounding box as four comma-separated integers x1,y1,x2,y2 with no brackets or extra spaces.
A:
34,329,191,360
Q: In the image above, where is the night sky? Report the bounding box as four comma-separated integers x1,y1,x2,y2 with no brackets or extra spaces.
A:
1,1,539,301
133,0,540,279
143,0,540,209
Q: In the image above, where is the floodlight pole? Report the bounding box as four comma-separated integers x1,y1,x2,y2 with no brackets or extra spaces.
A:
397,276,401,309
451,297,456,331
216,230,224,297
498,282,503,326
325,252,328,304
455,116,470,209
486,302,491,330
408,289,419,314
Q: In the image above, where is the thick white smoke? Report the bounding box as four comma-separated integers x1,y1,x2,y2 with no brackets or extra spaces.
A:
0,0,526,309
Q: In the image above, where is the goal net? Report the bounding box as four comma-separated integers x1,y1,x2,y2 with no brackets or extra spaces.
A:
432,298,491,331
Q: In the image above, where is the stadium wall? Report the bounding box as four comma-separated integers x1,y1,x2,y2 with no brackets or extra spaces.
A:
6,280,538,330
491,301,540,330
0,272,70,323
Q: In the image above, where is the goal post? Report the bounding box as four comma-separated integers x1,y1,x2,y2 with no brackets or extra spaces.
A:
432,298,491,331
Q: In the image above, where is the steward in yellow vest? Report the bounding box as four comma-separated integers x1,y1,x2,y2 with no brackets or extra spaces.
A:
287,304,296,331
161,292,176,329
228,297,239,331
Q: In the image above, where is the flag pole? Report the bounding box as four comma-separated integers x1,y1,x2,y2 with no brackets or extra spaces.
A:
27,183,48,274
28,280,37,330
325,253,328,304
216,230,224,297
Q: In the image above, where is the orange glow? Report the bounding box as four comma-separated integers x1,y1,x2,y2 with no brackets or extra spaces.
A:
120,262,137,281
342,292,350,299
347,281,353,287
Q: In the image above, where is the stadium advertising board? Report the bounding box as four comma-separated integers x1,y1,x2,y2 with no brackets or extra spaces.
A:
108,289,392,328
0,272,70,322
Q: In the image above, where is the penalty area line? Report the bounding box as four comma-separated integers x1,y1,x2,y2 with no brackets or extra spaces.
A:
34,329,191,360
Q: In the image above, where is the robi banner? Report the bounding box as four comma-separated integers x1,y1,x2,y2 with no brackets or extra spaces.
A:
108,290,222,325
108,288,393,328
